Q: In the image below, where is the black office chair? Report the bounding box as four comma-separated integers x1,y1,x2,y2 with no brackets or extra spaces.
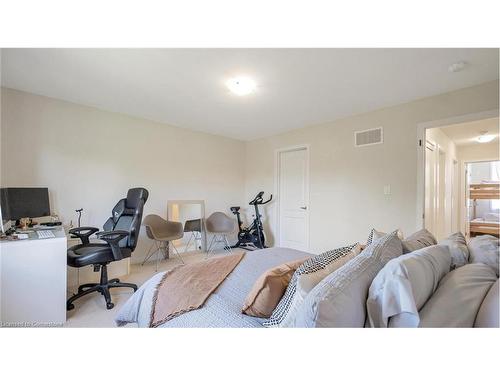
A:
66,188,149,310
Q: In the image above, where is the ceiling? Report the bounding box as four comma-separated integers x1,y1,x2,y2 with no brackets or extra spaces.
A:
1,49,498,140
441,117,500,146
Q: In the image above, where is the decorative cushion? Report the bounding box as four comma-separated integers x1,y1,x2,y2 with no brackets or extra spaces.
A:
366,244,451,328
366,228,404,246
468,235,499,277
294,231,403,328
474,279,499,328
264,243,360,327
241,257,309,318
418,263,497,327
438,232,469,269
402,228,437,253
296,245,361,298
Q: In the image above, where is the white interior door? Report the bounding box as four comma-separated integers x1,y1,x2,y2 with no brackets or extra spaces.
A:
424,140,437,235
437,148,447,239
451,159,459,233
278,147,309,251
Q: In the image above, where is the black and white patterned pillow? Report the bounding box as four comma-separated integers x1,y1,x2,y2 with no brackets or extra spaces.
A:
264,243,359,327
366,228,377,246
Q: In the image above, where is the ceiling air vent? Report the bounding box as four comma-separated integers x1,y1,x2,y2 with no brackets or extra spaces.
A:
354,127,383,147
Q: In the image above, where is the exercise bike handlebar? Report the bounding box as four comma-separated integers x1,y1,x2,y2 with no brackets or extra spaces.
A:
261,195,273,204
249,191,273,205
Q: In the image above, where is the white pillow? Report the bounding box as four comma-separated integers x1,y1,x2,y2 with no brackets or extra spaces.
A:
474,279,499,328
418,263,497,327
438,232,469,269
366,244,451,328
294,231,403,327
468,235,499,277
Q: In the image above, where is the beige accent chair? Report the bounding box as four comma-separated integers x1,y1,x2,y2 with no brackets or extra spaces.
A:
205,212,236,258
142,214,185,270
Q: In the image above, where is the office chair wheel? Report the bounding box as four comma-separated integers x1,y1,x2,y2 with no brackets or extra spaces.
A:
67,303,75,311
106,302,114,310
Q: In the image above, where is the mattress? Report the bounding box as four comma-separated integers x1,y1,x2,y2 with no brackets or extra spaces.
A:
470,218,500,225
115,247,310,328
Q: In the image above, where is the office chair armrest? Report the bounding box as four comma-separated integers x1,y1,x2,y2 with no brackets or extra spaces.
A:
69,226,100,245
95,230,129,261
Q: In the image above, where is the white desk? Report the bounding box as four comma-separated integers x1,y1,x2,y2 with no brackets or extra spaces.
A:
0,227,67,326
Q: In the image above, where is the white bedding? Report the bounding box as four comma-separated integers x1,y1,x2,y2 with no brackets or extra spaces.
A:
115,247,311,327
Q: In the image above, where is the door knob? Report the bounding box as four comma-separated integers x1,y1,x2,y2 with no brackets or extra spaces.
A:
300,206,307,210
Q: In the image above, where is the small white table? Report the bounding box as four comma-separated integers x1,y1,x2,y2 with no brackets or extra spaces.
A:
0,228,67,327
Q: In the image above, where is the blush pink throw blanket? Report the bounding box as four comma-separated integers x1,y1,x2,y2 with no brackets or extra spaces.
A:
149,252,245,327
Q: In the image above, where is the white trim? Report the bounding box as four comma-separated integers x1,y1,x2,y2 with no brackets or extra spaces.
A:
274,144,310,251
415,109,499,229
166,199,207,251
354,126,383,147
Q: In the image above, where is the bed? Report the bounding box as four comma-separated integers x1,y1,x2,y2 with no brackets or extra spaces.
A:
469,183,500,237
470,218,499,236
115,247,310,327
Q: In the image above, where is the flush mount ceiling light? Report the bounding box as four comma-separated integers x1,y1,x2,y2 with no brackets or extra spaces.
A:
477,131,496,143
225,76,256,96
448,61,467,73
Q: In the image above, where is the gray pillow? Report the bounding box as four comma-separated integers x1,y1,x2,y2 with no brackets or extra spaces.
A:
366,228,404,246
419,263,497,327
366,244,451,328
294,231,403,327
474,279,499,328
402,228,437,253
264,243,360,327
468,235,499,277
438,232,469,269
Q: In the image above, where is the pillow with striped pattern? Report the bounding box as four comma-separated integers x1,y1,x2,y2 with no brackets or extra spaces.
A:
264,243,360,328
366,228,404,246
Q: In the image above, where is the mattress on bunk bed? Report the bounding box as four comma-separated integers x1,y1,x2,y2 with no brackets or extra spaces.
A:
471,218,499,224
470,216,500,236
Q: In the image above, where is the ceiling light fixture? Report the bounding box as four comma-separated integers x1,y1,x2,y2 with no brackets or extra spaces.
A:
477,131,496,143
448,61,467,73
225,76,256,96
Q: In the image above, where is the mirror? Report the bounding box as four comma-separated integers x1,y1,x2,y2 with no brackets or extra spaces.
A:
167,200,206,253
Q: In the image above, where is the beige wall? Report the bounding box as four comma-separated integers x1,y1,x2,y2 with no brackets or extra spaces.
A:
0,88,246,263
2,81,499,260
457,140,500,162
244,80,499,253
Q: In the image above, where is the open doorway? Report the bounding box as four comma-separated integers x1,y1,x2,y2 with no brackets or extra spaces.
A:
422,116,499,240
466,160,500,238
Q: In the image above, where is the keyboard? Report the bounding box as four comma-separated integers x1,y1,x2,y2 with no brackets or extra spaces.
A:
37,230,56,239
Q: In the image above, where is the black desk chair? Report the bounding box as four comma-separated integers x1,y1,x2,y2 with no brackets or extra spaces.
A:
67,188,149,310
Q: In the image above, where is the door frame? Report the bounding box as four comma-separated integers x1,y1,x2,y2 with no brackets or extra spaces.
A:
274,144,310,250
416,109,498,229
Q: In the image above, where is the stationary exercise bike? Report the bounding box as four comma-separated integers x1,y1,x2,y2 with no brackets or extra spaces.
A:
230,191,272,250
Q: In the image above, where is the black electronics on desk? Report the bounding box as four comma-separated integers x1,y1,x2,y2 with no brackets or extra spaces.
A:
0,187,51,223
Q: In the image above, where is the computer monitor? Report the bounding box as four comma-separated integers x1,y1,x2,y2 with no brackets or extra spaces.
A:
0,187,51,221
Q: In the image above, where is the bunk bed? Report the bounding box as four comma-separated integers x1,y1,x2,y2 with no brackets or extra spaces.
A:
469,182,500,237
